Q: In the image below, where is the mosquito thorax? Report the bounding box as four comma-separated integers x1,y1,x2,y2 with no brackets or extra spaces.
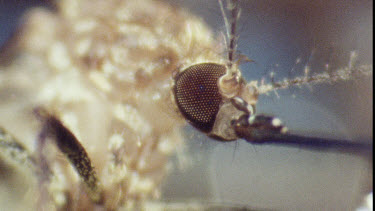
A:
172,62,256,141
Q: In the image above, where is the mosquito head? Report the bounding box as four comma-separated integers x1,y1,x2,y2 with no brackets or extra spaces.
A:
173,62,259,141
173,63,226,133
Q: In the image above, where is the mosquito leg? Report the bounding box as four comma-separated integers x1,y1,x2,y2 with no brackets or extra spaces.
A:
35,122,53,210
0,127,36,169
34,107,102,203
0,125,51,209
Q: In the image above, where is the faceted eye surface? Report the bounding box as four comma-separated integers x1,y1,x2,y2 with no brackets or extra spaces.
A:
173,63,226,132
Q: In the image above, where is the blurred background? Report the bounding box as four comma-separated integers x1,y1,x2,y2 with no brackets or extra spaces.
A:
164,1,373,210
0,0,372,210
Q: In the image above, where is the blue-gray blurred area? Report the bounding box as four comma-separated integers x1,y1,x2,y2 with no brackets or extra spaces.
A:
164,1,372,210
167,0,373,141
0,0,52,48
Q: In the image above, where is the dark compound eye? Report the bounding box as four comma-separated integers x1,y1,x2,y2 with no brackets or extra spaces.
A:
173,63,226,132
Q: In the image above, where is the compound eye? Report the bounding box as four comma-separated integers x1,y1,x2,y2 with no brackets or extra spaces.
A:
173,63,226,132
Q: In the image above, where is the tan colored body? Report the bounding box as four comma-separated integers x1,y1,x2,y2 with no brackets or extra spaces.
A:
0,0,225,209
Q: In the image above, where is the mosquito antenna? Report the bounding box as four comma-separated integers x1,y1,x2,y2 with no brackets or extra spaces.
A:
221,0,240,71
258,53,373,94
218,0,230,40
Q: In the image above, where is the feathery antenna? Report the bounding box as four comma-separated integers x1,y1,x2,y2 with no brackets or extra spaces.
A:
219,0,241,71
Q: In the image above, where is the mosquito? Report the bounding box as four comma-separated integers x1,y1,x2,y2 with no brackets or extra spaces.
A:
0,0,372,210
